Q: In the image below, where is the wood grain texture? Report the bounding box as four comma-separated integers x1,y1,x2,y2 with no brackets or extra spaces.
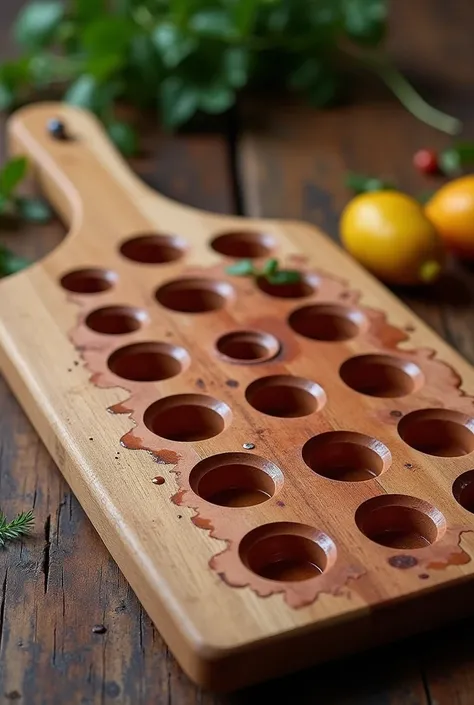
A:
0,0,473,702
2,98,474,692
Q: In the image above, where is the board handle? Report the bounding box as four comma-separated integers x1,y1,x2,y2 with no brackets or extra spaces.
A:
7,101,171,234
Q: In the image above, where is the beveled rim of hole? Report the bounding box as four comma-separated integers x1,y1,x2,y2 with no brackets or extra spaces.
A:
60,267,117,294
245,375,326,418
119,233,187,264
453,470,474,514
210,230,276,259
339,354,424,398
256,272,317,299
143,394,232,442
155,277,234,313
85,305,148,335
215,329,281,364
239,521,337,582
107,341,190,382
355,494,446,549
189,452,284,507
288,303,367,341
398,408,474,457
302,431,391,482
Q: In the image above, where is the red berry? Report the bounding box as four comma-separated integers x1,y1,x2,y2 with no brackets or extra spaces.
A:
413,149,439,175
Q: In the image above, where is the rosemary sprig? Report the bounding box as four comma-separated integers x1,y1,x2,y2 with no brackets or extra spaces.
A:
226,258,301,284
0,509,34,547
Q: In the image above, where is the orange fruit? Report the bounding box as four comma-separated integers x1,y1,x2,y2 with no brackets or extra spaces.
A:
340,190,445,286
425,175,474,259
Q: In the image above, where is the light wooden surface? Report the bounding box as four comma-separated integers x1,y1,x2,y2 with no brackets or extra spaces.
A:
1,101,474,691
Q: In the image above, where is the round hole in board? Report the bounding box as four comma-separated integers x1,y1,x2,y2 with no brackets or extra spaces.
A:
256,272,317,299
245,375,326,418
288,303,366,341
189,453,283,507
216,330,281,364
339,354,424,398
355,494,446,549
155,277,234,313
85,306,148,335
210,231,275,259
398,409,474,457
302,431,391,482
239,522,337,582
60,268,117,294
119,234,186,264
453,470,474,514
108,342,190,382
144,394,231,442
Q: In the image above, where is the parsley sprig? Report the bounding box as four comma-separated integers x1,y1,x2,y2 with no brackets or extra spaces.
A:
226,257,301,285
0,510,35,548
0,1,462,157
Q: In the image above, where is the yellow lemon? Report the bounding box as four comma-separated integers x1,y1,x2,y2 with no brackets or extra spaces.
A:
340,190,445,286
425,175,474,259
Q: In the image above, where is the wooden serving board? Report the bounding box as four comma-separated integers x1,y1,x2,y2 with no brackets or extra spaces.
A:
1,102,474,692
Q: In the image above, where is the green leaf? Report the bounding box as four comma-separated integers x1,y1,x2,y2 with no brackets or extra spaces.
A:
64,74,99,110
107,121,138,157
439,142,474,176
74,0,106,22
290,58,324,90
159,77,199,129
82,16,135,57
223,47,249,88
0,157,28,198
267,270,301,284
343,0,387,46
226,259,255,276
306,71,339,107
0,245,29,276
16,196,52,223
262,258,279,276
198,86,235,114
152,22,197,68
14,1,64,50
232,0,259,36
189,10,236,39
345,171,395,194
0,83,14,111
86,54,124,82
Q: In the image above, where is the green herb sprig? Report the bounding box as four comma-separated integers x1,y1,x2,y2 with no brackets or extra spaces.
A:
0,155,53,277
226,257,301,285
0,510,35,547
0,0,462,156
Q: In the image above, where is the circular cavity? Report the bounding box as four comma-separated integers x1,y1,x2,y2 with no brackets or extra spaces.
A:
120,234,186,263
355,494,446,549
155,277,233,313
339,354,424,398
210,230,275,259
60,268,117,294
239,522,337,582
453,470,474,514
302,431,391,482
144,394,231,442
85,306,148,335
216,330,281,364
257,273,316,299
288,303,366,341
189,452,283,507
107,342,190,382
398,408,474,457
245,375,326,418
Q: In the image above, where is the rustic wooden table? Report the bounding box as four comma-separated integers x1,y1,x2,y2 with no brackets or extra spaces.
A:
1,1,474,703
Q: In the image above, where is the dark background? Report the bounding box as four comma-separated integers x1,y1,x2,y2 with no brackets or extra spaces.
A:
1,1,474,703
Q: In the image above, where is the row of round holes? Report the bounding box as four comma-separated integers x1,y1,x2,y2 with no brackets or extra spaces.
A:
203,485,466,583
